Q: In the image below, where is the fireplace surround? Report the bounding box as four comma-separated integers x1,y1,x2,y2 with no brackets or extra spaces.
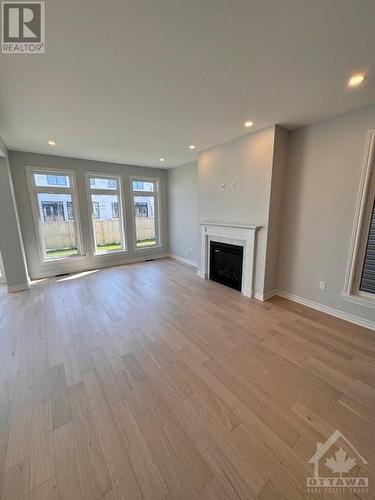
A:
198,222,259,298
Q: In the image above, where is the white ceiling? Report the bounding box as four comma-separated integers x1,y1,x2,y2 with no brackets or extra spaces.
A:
1,0,375,168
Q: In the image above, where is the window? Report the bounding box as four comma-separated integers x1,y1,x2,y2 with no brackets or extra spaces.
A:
132,180,154,192
67,201,74,220
27,168,83,260
87,174,125,254
344,130,375,306
89,177,117,190
112,202,119,219
42,201,65,222
135,202,148,218
47,175,68,187
92,201,100,219
35,174,70,187
359,198,375,294
131,177,160,248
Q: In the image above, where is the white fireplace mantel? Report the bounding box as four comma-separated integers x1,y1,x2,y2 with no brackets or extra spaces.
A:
197,221,260,298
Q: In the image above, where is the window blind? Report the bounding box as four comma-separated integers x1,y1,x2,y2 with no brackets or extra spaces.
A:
359,197,375,294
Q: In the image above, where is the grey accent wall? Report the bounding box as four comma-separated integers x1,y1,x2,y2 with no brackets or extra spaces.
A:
9,151,169,279
167,161,199,265
277,104,375,322
0,139,29,289
198,126,277,295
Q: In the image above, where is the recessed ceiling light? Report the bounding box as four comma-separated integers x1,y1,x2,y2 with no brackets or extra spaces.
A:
47,140,56,146
244,120,254,128
159,158,165,162
348,73,366,87
189,144,196,150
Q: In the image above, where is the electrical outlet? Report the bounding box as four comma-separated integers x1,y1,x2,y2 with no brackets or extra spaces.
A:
188,248,193,255
319,281,326,290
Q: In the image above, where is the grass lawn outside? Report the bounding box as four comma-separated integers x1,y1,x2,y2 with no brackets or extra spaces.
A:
136,239,156,248
46,247,79,258
46,240,156,258
96,243,122,253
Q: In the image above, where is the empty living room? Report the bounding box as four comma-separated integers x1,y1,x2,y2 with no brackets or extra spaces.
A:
1,1,375,499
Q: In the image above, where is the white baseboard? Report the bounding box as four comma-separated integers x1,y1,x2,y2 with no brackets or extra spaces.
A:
275,289,375,331
264,289,277,300
254,289,277,301
8,282,30,292
31,253,169,280
168,254,198,268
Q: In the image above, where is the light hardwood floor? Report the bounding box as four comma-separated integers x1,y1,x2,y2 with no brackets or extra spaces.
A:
0,258,374,499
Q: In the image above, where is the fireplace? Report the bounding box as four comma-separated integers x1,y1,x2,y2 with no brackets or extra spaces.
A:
209,240,244,291
198,222,259,297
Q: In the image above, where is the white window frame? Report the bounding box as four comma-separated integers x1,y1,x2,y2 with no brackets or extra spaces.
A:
26,166,84,262
343,130,375,308
86,172,127,255
131,176,161,250
0,251,6,284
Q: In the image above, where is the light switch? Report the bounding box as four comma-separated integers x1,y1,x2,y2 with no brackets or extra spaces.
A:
220,183,225,191
319,281,326,290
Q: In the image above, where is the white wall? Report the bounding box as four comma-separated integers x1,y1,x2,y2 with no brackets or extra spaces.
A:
0,138,29,290
9,150,169,279
198,126,277,295
277,104,375,323
167,161,199,265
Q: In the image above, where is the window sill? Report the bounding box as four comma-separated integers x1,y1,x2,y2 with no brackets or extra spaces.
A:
93,249,127,257
134,245,162,252
342,292,375,309
41,254,86,264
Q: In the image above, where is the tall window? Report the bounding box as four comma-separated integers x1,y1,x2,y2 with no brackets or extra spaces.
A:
87,174,125,254
131,178,160,248
359,198,375,295
27,169,82,260
344,130,375,306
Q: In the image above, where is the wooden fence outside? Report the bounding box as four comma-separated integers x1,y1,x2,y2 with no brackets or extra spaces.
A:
41,218,155,250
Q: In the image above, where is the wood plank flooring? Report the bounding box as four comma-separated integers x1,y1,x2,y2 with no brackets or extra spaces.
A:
0,258,374,499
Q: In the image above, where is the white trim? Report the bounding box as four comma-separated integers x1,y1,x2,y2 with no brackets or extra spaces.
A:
168,254,198,268
197,222,259,298
8,282,30,293
198,221,258,230
30,253,169,280
252,289,277,301
343,130,375,305
342,292,375,309
0,251,6,284
275,289,375,331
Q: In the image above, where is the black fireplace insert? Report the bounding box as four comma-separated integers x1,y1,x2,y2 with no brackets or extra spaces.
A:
209,240,243,291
